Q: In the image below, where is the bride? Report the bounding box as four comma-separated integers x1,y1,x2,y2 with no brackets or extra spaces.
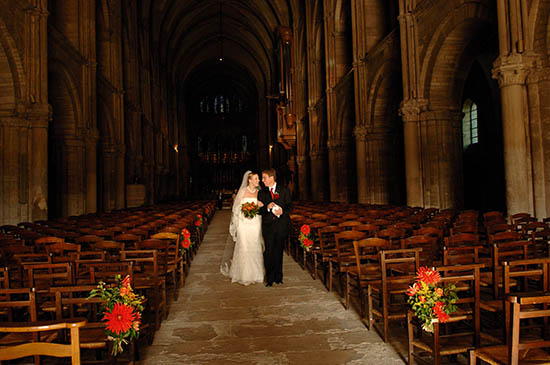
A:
220,170,265,285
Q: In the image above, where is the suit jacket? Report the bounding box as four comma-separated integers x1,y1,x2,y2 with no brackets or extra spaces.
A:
258,183,292,236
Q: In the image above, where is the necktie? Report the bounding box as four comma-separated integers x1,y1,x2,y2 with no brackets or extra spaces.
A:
270,187,274,199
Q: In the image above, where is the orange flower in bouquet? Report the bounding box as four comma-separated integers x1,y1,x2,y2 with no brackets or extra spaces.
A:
298,224,314,252
407,267,458,332
89,275,145,355
241,202,260,219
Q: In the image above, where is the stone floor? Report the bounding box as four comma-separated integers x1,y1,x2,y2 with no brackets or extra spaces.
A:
139,210,406,365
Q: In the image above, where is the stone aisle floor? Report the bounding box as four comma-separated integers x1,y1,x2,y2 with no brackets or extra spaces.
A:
139,210,405,365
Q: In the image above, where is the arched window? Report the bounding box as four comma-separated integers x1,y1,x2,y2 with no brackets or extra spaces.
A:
462,99,478,149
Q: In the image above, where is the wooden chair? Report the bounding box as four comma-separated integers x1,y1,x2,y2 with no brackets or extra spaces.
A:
331,230,366,298
338,220,362,231
0,318,86,365
350,237,390,317
121,250,166,330
368,248,421,342
470,292,550,365
316,226,340,287
480,257,550,344
51,284,142,363
352,223,379,237
139,234,184,299
401,235,439,265
407,263,483,365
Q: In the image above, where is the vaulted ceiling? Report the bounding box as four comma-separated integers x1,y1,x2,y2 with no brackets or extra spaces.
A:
142,0,298,101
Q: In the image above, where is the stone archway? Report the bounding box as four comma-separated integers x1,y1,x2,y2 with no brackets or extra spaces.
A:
48,64,85,218
366,56,403,205
416,1,498,209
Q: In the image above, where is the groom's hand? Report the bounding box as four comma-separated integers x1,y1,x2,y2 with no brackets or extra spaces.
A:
267,202,275,210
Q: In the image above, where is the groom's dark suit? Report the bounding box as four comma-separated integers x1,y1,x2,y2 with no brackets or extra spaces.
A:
258,183,292,285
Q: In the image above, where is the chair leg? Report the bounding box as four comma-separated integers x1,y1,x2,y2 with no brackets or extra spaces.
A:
383,288,389,343
469,350,477,365
358,285,364,317
407,311,414,365
329,263,333,292
367,285,373,330
313,254,318,280
345,273,350,310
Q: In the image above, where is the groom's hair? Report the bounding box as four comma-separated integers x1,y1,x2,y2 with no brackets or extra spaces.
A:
262,168,276,180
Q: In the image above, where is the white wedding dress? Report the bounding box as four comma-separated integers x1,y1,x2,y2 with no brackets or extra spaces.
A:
226,197,265,285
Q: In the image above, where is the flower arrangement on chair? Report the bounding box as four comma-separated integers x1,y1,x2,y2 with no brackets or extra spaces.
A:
241,202,260,219
194,214,203,228
89,275,145,355
298,224,314,252
407,267,458,332
180,228,193,251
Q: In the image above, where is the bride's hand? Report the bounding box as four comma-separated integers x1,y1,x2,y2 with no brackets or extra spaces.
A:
257,201,264,208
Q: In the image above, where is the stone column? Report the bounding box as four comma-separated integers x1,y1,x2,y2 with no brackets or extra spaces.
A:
296,155,309,200
115,146,125,209
101,143,116,212
64,136,86,216
85,131,98,213
354,125,368,203
364,130,398,204
419,109,464,209
399,99,426,207
310,149,329,201
30,117,49,220
492,54,535,215
327,138,348,202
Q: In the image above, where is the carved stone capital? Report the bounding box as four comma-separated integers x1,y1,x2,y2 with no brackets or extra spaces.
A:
399,98,428,123
296,155,307,164
353,125,368,141
327,139,345,151
492,53,537,87
309,149,326,160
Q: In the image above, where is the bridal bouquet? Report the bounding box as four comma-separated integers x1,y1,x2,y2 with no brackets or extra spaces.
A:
89,275,145,355
298,224,314,252
407,267,458,332
241,202,260,218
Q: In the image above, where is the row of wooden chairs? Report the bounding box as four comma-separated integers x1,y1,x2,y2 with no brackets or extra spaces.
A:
289,201,550,364
0,200,215,364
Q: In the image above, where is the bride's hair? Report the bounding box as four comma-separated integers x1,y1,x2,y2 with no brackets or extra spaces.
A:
247,172,258,182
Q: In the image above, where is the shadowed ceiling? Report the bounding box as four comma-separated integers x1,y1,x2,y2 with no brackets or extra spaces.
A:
144,0,296,101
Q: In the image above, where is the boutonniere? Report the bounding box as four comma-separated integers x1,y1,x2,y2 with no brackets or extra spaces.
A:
273,192,280,200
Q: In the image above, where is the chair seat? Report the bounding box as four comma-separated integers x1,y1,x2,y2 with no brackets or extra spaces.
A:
79,327,108,349
473,344,550,364
412,335,475,356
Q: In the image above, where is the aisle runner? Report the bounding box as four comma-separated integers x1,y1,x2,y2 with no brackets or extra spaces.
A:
140,210,404,364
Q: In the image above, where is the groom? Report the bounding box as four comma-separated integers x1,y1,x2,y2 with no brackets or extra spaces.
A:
258,168,292,287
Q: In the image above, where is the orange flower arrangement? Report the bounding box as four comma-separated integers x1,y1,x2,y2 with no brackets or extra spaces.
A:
407,267,457,332
89,275,145,355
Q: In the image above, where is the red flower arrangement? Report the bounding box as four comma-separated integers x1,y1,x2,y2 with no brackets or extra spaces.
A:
180,228,193,251
241,202,260,219
194,214,203,228
407,267,458,332
89,275,145,355
298,224,314,252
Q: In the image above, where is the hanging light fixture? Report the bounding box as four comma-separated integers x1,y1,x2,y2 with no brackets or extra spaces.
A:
218,0,223,62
